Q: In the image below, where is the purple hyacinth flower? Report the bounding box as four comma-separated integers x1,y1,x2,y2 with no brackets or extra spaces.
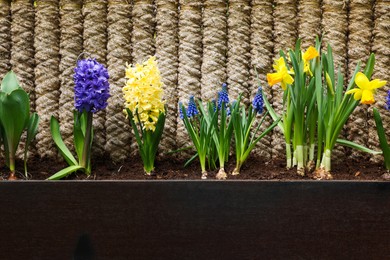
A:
386,90,390,111
74,58,110,113
178,102,184,120
217,83,229,110
252,87,264,114
187,96,199,118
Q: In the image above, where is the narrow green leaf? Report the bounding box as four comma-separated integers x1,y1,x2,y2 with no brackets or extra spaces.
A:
47,165,85,180
50,116,77,166
336,138,381,155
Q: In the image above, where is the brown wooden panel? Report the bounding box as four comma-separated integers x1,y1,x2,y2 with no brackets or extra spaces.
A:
0,181,389,259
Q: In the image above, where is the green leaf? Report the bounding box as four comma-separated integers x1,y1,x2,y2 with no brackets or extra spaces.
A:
47,165,85,180
336,138,382,156
373,108,390,169
50,116,78,166
73,110,86,161
24,112,39,175
364,53,375,79
0,89,30,163
1,71,21,94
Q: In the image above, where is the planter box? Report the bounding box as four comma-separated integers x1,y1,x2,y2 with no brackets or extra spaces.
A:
1,181,390,259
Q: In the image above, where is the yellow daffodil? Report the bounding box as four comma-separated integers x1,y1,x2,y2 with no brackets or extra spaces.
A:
346,72,387,105
123,56,165,132
267,57,294,90
302,46,319,76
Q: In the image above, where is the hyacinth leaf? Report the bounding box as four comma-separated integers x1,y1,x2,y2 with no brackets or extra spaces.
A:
0,89,30,168
50,116,78,166
126,108,144,153
373,108,390,170
151,111,166,152
74,110,91,163
47,165,84,180
1,71,20,94
24,112,39,175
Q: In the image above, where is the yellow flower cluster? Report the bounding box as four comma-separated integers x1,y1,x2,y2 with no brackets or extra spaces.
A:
123,56,165,132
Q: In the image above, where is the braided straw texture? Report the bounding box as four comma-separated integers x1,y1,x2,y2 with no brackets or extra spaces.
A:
346,0,374,160
105,0,132,162
156,0,179,155
227,0,251,105
322,0,348,75
0,0,11,79
201,0,227,101
298,0,321,49
321,0,349,162
250,0,274,159
10,0,35,108
368,0,390,163
83,0,108,157
176,0,203,155
131,0,156,155
132,0,155,63
59,0,83,152
34,0,61,158
271,0,298,159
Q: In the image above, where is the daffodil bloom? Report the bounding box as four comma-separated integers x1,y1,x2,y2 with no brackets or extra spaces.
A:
302,46,319,76
267,57,294,90
346,72,387,105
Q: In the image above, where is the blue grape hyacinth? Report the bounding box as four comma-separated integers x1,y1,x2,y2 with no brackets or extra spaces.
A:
252,87,264,114
186,96,199,118
178,102,184,119
386,90,390,111
217,83,229,110
74,58,110,113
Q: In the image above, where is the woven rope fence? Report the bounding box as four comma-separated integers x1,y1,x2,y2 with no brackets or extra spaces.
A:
0,0,389,162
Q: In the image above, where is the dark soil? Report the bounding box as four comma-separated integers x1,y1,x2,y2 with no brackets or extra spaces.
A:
0,154,388,181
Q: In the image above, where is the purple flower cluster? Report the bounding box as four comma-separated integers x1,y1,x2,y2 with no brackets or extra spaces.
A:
178,102,184,120
217,83,229,110
252,87,264,114
386,90,390,111
187,96,199,118
178,96,199,119
74,58,110,113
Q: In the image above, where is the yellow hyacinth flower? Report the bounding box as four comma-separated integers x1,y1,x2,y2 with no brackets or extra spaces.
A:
302,46,319,76
267,57,294,90
346,72,387,105
123,56,165,132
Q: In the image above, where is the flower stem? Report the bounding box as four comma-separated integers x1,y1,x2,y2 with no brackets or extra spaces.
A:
286,143,292,169
81,112,93,174
322,149,332,173
296,145,305,176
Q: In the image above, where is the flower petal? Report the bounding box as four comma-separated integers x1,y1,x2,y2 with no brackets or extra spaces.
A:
303,46,319,61
370,79,387,89
354,72,370,90
283,73,294,85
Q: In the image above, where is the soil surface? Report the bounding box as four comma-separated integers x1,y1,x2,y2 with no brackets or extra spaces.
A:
0,154,388,181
